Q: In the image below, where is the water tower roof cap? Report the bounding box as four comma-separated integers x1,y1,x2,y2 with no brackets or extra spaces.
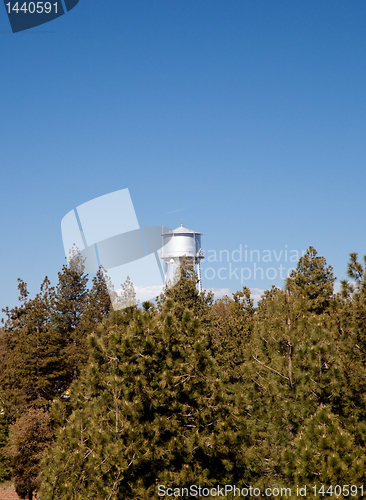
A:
162,224,202,236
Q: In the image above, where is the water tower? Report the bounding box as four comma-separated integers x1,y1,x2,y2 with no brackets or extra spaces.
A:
161,224,204,292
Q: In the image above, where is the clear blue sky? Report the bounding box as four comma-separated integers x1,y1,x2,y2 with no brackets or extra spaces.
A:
1,0,366,311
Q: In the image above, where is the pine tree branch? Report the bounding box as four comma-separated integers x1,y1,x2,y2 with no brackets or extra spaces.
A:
174,375,194,387
251,376,266,390
355,344,366,354
107,470,122,500
51,454,73,500
107,356,119,362
128,453,135,467
252,356,289,381
83,448,94,460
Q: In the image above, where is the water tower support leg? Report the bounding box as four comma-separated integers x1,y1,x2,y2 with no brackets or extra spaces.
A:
197,261,202,293
164,262,168,287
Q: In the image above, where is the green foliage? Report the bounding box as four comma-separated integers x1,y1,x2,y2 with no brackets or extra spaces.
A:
347,252,366,286
0,250,112,495
212,287,254,382
52,256,89,380
1,278,30,332
4,243,366,496
0,408,10,481
4,408,53,500
39,302,250,499
0,278,66,419
157,259,214,324
335,253,366,442
286,246,336,314
241,286,349,486
0,257,111,422
342,253,366,345
84,266,111,323
285,406,365,485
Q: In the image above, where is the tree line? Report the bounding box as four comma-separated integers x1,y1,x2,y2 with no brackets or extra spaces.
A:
1,247,366,499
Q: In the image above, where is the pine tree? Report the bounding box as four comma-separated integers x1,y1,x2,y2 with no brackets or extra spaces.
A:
4,408,53,500
240,280,347,488
284,406,365,486
85,267,111,322
113,276,137,310
2,278,30,331
342,252,366,344
52,249,89,381
0,258,112,423
39,301,250,499
212,287,254,383
53,250,88,335
335,252,366,447
0,404,10,481
0,278,66,419
286,246,336,314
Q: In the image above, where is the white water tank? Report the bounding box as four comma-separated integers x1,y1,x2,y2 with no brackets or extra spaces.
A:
161,224,204,291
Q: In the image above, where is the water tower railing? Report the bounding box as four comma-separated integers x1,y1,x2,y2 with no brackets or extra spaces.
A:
160,251,204,259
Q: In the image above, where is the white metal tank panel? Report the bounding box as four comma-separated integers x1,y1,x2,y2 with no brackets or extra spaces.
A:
162,234,197,259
